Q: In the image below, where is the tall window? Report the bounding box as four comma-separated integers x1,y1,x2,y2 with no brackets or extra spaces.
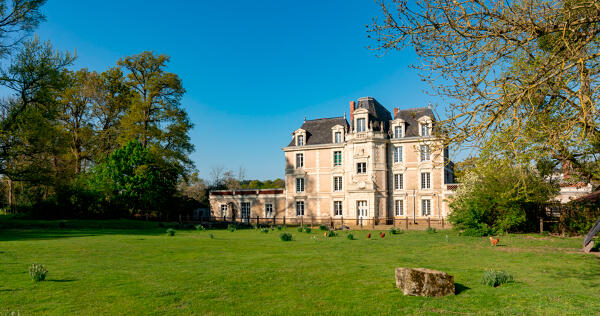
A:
220,204,228,217
296,177,305,193
422,199,431,216
265,203,273,218
334,201,343,216
241,202,251,219
395,200,404,216
357,162,366,174
393,146,403,163
421,172,431,189
394,126,402,139
296,153,304,168
333,176,343,191
357,118,366,132
296,201,305,216
335,132,342,143
333,151,342,166
394,173,404,190
420,145,431,161
297,135,304,146
421,123,430,136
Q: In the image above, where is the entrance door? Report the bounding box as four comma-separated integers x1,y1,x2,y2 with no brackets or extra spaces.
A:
357,201,367,225
241,202,251,222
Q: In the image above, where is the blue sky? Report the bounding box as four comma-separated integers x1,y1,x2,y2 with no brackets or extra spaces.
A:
33,0,443,180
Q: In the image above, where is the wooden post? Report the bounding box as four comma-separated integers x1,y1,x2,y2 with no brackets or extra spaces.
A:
405,217,408,230
441,218,444,228
273,216,276,226
360,218,363,229
341,216,344,228
393,217,396,228
428,217,431,229
372,217,375,230
223,215,226,222
311,216,314,227
301,216,304,228
540,218,543,234
179,214,182,225
257,215,260,226
283,216,286,226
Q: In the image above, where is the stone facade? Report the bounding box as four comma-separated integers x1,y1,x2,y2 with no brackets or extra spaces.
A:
209,97,455,222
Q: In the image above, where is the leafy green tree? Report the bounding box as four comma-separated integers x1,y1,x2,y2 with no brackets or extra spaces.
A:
117,52,194,171
448,159,558,235
91,140,178,215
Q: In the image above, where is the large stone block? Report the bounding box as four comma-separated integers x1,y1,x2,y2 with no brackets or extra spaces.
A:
395,268,455,297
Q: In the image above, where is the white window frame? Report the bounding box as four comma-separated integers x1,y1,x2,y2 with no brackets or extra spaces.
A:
333,201,343,216
265,203,273,218
296,201,305,216
393,146,403,163
241,202,251,219
297,135,304,146
395,199,404,216
420,123,430,136
333,151,342,167
422,199,431,216
421,172,431,189
296,153,304,168
334,131,342,143
394,125,402,139
296,177,305,193
220,204,228,217
394,173,403,190
357,118,366,132
357,162,366,174
420,145,431,161
333,176,343,192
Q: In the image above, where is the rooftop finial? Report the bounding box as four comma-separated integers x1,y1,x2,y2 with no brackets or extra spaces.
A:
304,116,306,123
344,112,346,119
427,102,432,109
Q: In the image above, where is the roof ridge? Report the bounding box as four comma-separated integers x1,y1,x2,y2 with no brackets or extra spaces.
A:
397,107,432,112
305,116,346,122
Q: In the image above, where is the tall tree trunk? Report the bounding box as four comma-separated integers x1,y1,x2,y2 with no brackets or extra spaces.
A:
7,178,12,208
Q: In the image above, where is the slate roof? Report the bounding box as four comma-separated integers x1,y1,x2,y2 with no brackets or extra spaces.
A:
287,117,348,146
355,97,393,132
395,107,436,137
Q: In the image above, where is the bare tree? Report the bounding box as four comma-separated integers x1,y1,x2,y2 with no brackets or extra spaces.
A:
369,0,600,179
209,165,225,187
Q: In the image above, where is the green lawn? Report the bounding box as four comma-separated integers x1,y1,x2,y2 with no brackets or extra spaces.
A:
1,220,599,315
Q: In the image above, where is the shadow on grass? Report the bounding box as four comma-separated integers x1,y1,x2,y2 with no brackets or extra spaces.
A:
455,283,470,295
0,228,167,242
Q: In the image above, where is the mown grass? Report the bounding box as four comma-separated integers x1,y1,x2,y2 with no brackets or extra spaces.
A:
0,220,599,315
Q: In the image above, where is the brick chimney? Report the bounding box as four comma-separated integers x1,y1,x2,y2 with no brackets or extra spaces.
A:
393,107,399,120
350,100,355,125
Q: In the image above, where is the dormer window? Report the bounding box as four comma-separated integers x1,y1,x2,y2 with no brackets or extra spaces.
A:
357,118,366,132
394,125,402,139
335,132,342,143
297,135,304,146
421,123,430,136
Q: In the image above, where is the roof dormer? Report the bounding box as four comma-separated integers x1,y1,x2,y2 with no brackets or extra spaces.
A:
293,128,307,146
331,124,345,144
417,115,433,137
390,118,406,139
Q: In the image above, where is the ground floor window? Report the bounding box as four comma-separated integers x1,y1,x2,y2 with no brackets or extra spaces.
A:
220,204,228,217
333,201,343,216
357,200,367,218
421,199,431,216
265,203,273,218
296,201,305,216
241,202,251,218
395,199,404,216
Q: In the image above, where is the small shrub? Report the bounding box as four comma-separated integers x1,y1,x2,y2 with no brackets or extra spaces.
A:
209,233,214,239
481,269,514,287
29,263,48,282
426,227,437,234
227,224,236,232
461,224,493,237
297,227,304,232
319,225,328,231
280,232,293,241
166,228,175,236
195,225,205,231
346,233,355,240
326,230,338,237
277,225,282,231
304,227,312,233
389,228,403,235
261,228,269,233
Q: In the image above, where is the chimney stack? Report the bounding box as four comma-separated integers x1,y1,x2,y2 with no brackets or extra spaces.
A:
394,107,399,120
350,101,355,124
